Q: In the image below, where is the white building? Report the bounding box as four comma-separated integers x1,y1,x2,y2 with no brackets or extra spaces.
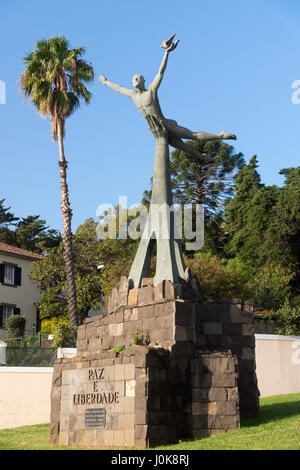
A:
0,243,43,339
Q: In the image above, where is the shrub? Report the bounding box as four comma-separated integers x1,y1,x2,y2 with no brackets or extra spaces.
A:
5,316,26,338
186,254,250,300
267,300,300,336
40,317,69,334
53,324,78,348
133,329,143,345
249,264,294,310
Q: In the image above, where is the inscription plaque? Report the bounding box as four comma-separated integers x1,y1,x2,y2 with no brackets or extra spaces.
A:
84,408,106,428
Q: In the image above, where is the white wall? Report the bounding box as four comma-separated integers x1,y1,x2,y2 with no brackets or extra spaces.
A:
255,334,300,397
0,367,53,430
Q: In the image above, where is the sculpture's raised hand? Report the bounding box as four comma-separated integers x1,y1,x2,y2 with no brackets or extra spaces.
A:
99,74,107,84
161,34,179,52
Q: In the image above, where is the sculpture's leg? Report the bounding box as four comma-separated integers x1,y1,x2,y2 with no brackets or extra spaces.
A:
128,135,186,288
128,234,185,288
194,131,236,141
153,206,185,286
165,119,236,142
154,237,185,286
128,234,155,289
174,238,186,277
169,136,212,162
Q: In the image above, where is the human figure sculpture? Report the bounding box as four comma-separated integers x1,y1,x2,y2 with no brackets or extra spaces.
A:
99,34,236,162
99,35,237,288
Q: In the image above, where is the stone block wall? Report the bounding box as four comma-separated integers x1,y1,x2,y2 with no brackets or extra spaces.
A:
195,300,259,418
51,345,239,448
51,346,148,448
76,276,199,358
76,285,259,419
191,352,239,439
51,275,259,448
77,299,177,355
51,346,192,448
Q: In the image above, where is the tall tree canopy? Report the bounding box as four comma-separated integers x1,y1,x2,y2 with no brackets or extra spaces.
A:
0,199,61,252
20,36,94,326
0,199,19,245
30,219,103,326
170,140,245,215
0,199,18,226
14,215,62,253
224,158,300,294
169,140,245,256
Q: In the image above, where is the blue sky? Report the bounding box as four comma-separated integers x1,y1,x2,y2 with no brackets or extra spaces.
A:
0,0,300,232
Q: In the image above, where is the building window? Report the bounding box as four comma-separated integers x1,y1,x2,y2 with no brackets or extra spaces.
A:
4,265,15,285
0,304,20,328
1,305,15,328
0,263,22,286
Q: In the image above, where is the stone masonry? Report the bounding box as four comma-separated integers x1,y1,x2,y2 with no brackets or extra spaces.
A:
50,272,258,448
51,347,240,448
77,274,259,419
191,352,239,439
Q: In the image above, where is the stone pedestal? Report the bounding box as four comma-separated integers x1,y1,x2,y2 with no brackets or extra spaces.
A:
50,275,259,448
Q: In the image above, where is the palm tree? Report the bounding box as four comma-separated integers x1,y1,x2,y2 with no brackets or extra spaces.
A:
20,36,94,326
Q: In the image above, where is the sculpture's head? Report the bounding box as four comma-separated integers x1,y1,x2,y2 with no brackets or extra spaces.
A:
132,74,145,91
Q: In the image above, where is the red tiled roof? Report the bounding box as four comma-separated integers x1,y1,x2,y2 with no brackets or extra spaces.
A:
0,243,43,260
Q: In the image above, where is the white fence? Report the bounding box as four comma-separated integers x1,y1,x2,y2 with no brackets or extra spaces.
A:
0,348,76,430
0,367,53,429
255,334,300,397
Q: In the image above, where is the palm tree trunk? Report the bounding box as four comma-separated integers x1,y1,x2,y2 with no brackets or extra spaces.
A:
195,162,205,205
57,119,79,327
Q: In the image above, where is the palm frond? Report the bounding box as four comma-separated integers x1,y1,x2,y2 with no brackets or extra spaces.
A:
20,36,94,140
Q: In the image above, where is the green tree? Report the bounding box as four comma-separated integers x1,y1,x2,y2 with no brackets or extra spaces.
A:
225,159,300,272
224,159,300,303
0,199,61,252
186,253,250,300
20,36,94,326
142,142,244,257
96,206,139,297
272,167,300,283
170,140,245,214
14,215,61,253
249,264,294,310
224,155,262,261
30,219,103,326
0,198,19,245
0,198,18,226
170,140,244,256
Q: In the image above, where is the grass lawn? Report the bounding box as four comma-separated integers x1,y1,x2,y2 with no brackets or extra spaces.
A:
0,393,299,450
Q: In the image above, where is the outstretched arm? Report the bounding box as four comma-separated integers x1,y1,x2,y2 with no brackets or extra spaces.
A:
149,50,170,92
149,34,179,92
99,75,134,98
